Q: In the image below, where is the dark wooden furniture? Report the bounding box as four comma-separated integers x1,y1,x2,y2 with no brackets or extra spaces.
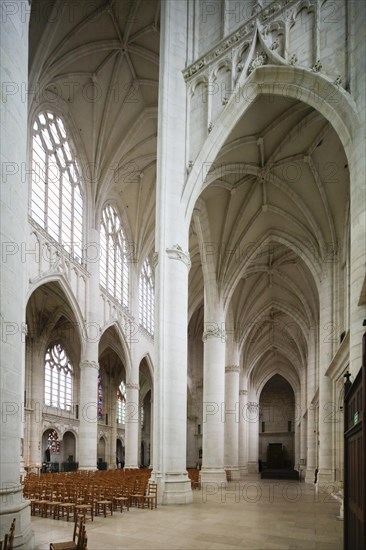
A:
344,332,366,550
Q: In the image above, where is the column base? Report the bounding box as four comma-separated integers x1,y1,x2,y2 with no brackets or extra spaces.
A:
247,461,259,474
0,486,34,549
151,472,193,505
239,466,248,478
305,468,317,484
200,468,227,485
225,467,240,480
317,468,334,485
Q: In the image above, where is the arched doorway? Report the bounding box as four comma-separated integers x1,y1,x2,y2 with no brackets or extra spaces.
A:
116,438,124,468
62,431,77,471
259,375,296,478
97,436,106,469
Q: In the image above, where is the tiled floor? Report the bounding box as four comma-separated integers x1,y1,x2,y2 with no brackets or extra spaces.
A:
32,478,343,550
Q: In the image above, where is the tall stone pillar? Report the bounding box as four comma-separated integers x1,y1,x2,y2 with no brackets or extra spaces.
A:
348,0,366,378
151,0,192,504
224,364,240,481
305,329,317,483
239,382,248,476
200,317,227,485
78,360,99,469
109,398,117,469
317,275,334,484
78,228,100,470
246,393,259,473
125,382,139,469
0,2,33,546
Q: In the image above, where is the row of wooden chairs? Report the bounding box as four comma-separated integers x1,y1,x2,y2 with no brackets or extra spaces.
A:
24,471,158,521
50,515,87,550
0,518,15,550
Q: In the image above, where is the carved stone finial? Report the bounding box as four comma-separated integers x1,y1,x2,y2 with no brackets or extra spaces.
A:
289,53,298,65
311,59,322,73
208,121,213,133
248,52,267,74
334,75,342,86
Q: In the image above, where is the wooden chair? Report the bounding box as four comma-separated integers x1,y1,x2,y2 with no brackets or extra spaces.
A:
131,478,147,508
49,516,85,550
143,482,158,510
0,518,16,550
95,487,113,518
74,493,94,523
113,485,129,513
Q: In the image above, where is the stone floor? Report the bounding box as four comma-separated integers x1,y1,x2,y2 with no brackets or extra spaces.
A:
32,478,343,550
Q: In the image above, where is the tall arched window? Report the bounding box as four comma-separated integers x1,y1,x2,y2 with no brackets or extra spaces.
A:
44,343,73,411
31,111,83,261
139,257,154,335
100,204,129,308
117,381,126,424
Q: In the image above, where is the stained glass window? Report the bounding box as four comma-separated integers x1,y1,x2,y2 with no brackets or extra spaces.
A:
117,381,126,424
98,374,103,420
48,430,60,454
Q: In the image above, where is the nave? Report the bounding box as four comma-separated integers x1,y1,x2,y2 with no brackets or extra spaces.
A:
32,477,342,550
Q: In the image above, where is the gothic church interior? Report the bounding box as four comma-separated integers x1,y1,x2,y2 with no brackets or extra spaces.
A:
1,0,365,548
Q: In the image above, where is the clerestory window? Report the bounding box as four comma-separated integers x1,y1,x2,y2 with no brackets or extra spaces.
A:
139,257,154,335
100,204,129,308
31,111,83,261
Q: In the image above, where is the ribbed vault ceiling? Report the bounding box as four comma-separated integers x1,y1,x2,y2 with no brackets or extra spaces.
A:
29,0,160,257
189,93,350,386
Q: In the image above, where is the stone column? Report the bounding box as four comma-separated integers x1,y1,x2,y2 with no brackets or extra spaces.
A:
109,397,117,469
151,0,192,504
125,382,139,469
224,365,240,480
305,329,317,484
239,384,248,476
78,228,100,470
348,0,366,378
0,2,33,546
149,393,154,468
200,321,227,485
246,394,259,473
78,360,99,469
317,275,334,484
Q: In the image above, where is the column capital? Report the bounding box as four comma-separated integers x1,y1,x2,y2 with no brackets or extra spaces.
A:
202,327,226,342
166,244,191,270
126,382,140,391
247,401,259,412
225,365,240,374
239,389,248,396
79,360,99,371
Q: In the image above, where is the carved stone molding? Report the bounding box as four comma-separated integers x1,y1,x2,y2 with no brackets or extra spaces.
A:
152,252,159,269
126,383,140,391
225,365,240,374
166,245,191,270
79,360,99,371
239,389,248,396
248,52,267,74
